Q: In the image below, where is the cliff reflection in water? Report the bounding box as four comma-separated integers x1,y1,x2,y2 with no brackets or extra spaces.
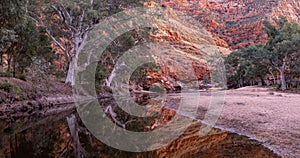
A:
0,94,280,158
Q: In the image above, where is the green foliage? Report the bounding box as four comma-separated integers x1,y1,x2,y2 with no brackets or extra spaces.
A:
0,83,13,92
95,63,108,92
0,0,28,29
263,17,300,90
203,74,209,85
27,0,145,83
28,0,145,52
101,28,152,67
17,74,27,81
225,45,268,88
0,29,18,52
263,18,300,68
13,20,56,74
0,72,12,77
207,52,227,89
100,27,155,89
0,83,27,101
54,70,66,79
130,62,161,84
226,17,300,89
1,0,146,84
0,0,56,76
290,87,300,93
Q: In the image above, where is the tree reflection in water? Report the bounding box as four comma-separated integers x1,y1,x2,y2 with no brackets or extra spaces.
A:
0,94,280,158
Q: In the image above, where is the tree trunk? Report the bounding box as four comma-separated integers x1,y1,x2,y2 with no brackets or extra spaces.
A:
13,52,16,77
65,57,76,85
7,54,12,74
276,72,280,85
65,34,80,85
260,76,266,86
0,53,3,72
65,32,89,85
280,63,287,90
269,68,276,85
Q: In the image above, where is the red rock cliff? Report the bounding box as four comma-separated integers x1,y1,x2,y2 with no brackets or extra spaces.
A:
160,0,300,50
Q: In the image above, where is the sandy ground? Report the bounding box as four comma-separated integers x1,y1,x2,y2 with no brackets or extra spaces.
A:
182,86,300,157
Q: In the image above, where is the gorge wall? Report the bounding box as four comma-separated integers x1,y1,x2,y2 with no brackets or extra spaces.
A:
136,0,300,90
160,0,300,50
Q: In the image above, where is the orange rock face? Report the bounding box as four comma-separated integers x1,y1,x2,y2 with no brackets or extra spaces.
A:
138,4,230,90
160,0,300,50
135,0,300,90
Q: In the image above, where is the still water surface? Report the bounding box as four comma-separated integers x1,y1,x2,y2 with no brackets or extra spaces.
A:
0,95,280,158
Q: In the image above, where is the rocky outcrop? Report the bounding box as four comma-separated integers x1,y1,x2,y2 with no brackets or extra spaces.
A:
160,0,300,50
138,2,230,91
133,0,300,91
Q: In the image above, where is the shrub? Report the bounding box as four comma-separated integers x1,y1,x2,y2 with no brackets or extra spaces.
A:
0,83,13,92
0,72,12,77
17,74,27,81
55,70,66,79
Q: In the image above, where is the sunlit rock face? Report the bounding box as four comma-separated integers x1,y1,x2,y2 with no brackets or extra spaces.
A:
139,0,300,90
138,2,230,91
160,0,300,50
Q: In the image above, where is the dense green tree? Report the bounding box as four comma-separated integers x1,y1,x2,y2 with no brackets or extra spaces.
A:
12,20,55,74
0,0,55,76
226,17,300,90
225,45,268,88
0,0,27,73
0,29,18,70
263,18,300,90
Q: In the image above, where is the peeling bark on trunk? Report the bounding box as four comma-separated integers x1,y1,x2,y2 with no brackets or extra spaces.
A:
65,31,89,85
65,59,75,85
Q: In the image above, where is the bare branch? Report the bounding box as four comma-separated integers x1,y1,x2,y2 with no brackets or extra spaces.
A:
78,32,88,53
51,5,77,32
51,5,64,21
79,10,85,32
59,2,73,25
105,106,126,128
